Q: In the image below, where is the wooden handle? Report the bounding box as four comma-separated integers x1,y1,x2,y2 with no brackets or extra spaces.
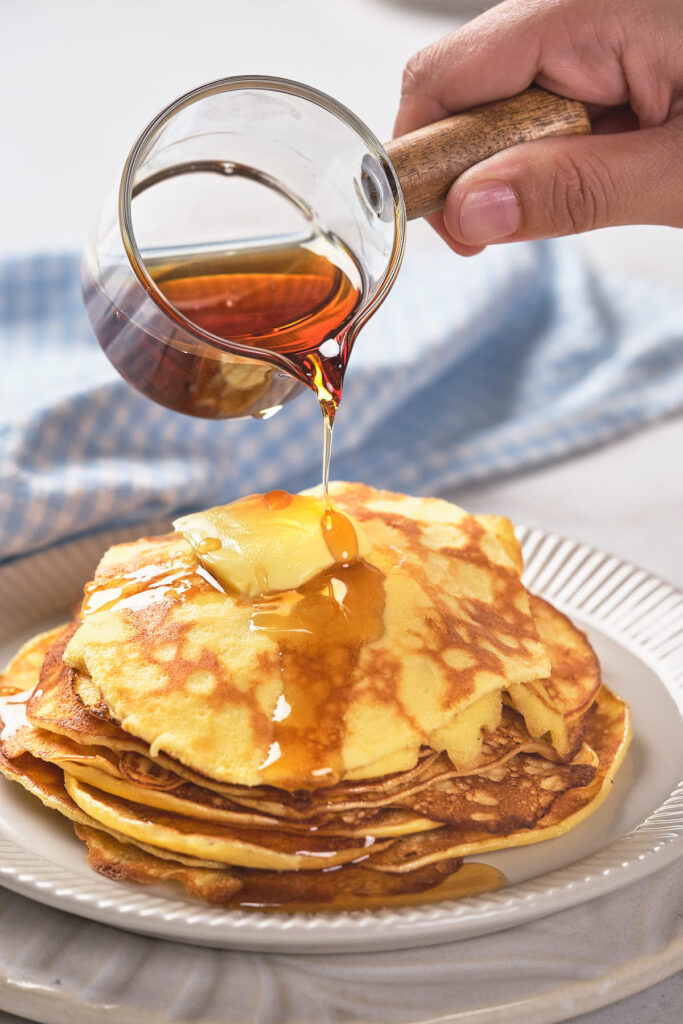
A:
385,86,590,221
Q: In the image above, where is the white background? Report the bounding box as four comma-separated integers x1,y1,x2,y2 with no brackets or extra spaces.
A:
1,2,681,1021
2,0,681,580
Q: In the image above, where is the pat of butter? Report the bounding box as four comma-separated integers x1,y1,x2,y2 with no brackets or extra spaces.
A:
173,491,371,598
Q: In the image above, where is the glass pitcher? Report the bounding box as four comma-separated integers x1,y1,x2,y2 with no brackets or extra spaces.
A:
82,76,405,420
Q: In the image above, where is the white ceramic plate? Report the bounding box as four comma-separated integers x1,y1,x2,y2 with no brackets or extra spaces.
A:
0,523,682,954
0,857,681,1024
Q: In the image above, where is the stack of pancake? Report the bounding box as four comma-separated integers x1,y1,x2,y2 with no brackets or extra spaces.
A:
0,483,631,910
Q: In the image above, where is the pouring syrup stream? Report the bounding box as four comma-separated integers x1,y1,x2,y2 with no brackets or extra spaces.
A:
147,231,364,547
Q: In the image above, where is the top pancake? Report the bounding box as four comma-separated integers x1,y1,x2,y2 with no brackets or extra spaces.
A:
63,483,552,789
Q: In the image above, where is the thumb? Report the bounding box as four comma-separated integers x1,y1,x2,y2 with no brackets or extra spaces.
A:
442,120,683,247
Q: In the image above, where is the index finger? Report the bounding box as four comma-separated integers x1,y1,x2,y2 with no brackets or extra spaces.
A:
392,0,628,139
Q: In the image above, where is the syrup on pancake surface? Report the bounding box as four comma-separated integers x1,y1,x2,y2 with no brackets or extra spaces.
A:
0,484,631,910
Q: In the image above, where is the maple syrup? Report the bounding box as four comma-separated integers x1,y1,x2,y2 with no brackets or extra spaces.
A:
250,557,386,788
322,506,359,564
263,489,360,565
263,489,293,512
79,555,216,618
84,232,362,422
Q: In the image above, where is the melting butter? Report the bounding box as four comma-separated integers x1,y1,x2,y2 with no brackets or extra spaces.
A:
174,491,371,598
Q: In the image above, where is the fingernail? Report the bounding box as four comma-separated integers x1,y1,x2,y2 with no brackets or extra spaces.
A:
458,182,521,244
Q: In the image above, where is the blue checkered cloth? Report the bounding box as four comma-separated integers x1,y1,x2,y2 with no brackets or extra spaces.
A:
1,240,682,562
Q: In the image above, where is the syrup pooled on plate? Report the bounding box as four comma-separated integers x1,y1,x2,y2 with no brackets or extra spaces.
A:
233,861,507,913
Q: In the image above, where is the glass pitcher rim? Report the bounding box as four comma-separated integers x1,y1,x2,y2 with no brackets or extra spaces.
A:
117,74,406,375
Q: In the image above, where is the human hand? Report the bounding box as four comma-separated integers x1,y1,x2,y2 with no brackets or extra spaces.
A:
394,0,683,255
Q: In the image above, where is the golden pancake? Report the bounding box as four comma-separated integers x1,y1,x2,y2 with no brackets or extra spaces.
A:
11,699,591,842
0,739,226,869
74,824,242,905
391,745,596,831
63,484,552,789
63,774,398,870
6,720,121,777
58,731,599,869
25,625,133,749
529,596,602,719
425,684,631,860
21,636,490,815
0,627,65,696
9,631,619,880
29,587,596,818
56,762,440,838
25,641,441,809
5,574,620,835
75,824,500,912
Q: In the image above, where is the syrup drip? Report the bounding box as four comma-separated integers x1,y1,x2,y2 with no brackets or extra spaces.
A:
196,537,222,554
81,562,206,618
250,559,385,788
263,489,293,512
321,405,334,512
265,477,360,568
0,691,31,742
322,506,359,565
